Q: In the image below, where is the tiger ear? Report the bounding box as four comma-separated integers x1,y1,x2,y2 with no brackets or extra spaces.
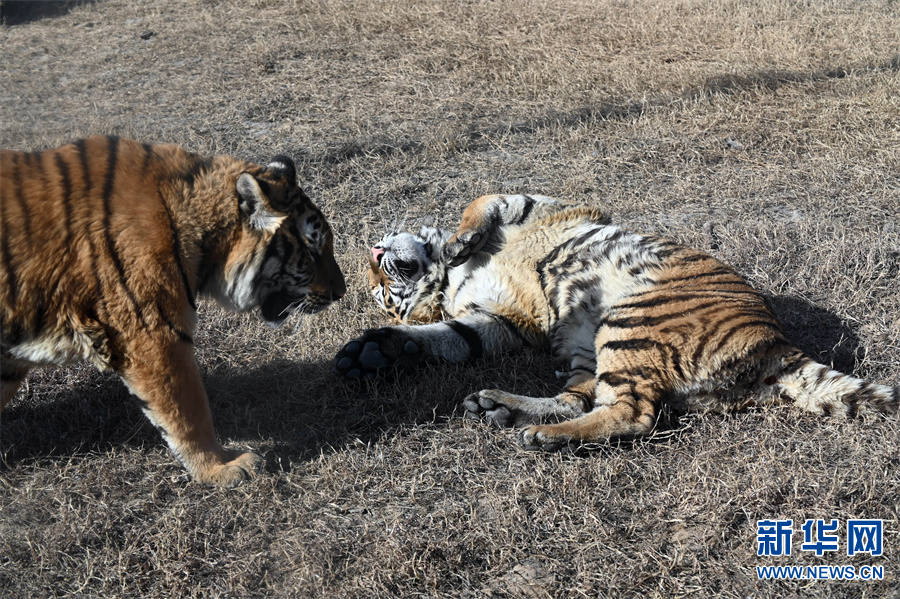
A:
236,173,287,233
266,155,296,183
268,155,312,210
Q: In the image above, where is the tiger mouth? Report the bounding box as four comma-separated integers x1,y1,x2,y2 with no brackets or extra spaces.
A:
260,291,331,324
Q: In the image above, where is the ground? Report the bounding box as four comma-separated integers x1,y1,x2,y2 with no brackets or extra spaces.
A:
1,0,899,597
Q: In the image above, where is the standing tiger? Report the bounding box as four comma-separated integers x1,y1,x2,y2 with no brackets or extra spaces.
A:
335,194,898,450
1,136,346,486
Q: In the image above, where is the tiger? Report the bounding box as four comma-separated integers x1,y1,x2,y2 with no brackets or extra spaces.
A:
1,135,346,486
335,193,898,451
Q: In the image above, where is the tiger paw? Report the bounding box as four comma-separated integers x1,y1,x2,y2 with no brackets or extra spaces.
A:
442,230,485,267
334,327,423,379
192,450,264,488
518,426,576,453
463,390,515,428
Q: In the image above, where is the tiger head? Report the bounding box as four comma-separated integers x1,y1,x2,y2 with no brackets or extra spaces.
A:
367,226,451,322
221,156,346,326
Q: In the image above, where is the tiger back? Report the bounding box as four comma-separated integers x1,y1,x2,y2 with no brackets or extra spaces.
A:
1,135,345,486
335,194,898,451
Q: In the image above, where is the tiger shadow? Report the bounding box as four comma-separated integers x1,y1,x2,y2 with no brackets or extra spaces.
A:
213,292,868,466
0,1,94,26
0,367,139,466
0,358,341,470
0,294,866,471
0,354,468,472
765,294,863,375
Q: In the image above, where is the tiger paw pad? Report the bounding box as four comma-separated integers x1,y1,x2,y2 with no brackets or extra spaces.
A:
334,330,421,379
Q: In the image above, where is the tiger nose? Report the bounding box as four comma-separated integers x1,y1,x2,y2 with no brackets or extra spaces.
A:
332,272,347,301
371,246,385,263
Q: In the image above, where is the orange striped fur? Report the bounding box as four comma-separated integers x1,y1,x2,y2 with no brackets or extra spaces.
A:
1,136,345,485
336,194,898,450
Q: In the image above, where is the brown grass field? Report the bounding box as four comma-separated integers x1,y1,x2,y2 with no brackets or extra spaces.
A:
1,0,899,597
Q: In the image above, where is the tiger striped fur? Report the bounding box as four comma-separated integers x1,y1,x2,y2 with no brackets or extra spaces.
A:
1,136,345,486
335,194,898,450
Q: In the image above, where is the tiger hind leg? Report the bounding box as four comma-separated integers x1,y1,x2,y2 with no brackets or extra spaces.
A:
463,388,588,428
465,367,664,451
518,386,661,451
463,372,599,449
519,374,663,451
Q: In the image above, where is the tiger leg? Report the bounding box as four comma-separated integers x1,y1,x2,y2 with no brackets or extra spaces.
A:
518,375,664,451
442,194,563,266
335,313,527,379
120,338,263,487
463,370,597,431
1,362,31,410
513,319,677,450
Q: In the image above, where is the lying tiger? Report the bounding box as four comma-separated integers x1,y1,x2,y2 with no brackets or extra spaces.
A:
1,136,346,486
335,194,898,450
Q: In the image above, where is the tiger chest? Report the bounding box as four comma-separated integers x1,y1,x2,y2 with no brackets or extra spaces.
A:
442,249,552,332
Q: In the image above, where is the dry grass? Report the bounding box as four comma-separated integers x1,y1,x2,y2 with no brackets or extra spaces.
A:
2,0,899,597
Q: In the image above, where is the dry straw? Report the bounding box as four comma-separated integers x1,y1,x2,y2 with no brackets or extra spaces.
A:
1,0,898,597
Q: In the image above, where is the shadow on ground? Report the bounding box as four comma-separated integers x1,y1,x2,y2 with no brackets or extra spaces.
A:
767,294,863,374
0,294,866,470
0,0,96,26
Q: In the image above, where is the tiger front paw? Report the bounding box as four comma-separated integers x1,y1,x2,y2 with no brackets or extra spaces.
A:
334,327,424,379
442,230,485,267
190,450,265,488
